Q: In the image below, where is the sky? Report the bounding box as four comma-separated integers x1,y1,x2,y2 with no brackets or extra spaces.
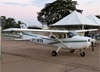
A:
0,0,100,26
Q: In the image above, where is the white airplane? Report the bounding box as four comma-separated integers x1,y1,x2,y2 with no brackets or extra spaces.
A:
3,24,98,57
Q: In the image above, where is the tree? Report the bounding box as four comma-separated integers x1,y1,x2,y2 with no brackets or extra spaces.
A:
1,16,6,29
37,0,82,26
96,15,100,19
1,16,22,29
6,18,16,28
16,21,22,28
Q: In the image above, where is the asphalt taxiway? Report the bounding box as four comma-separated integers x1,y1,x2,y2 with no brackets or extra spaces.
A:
1,37,100,72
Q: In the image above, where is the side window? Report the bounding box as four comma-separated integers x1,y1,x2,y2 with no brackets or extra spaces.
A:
62,34,66,38
50,34,59,39
58,34,66,39
50,34,66,39
50,35,55,38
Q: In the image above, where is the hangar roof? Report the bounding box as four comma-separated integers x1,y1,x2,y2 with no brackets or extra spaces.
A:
87,14,100,26
51,11,98,26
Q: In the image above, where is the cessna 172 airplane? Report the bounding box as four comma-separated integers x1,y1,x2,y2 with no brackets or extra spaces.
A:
3,24,98,57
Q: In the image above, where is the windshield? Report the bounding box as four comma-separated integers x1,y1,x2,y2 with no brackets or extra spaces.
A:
67,31,78,38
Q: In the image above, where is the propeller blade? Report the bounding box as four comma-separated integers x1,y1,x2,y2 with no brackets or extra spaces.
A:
91,42,94,54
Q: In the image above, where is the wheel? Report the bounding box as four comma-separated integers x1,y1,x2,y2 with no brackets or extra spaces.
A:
70,49,75,53
52,51,57,56
80,52,85,57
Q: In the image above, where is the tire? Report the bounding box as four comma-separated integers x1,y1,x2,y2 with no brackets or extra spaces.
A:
70,49,75,53
80,52,85,57
52,51,57,56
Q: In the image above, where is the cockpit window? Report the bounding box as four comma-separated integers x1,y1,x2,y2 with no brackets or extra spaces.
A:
67,32,78,38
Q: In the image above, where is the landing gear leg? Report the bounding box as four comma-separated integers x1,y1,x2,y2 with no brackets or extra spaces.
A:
80,49,85,57
91,42,95,54
52,47,61,56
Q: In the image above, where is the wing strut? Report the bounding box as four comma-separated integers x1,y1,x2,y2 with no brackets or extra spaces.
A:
50,33,70,49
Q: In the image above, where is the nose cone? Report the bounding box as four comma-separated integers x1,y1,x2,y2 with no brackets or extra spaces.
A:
91,38,96,42
84,37,96,48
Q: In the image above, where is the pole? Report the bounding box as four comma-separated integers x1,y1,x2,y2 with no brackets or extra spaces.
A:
82,25,84,30
0,18,2,59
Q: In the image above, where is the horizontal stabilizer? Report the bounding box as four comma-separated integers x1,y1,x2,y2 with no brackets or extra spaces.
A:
14,38,31,41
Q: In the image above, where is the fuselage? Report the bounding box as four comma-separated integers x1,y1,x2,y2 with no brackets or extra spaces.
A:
21,31,94,49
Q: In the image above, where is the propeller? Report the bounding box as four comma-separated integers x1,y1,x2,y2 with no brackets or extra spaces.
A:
91,42,94,54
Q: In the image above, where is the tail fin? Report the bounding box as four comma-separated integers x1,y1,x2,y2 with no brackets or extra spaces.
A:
19,23,28,39
20,23,27,29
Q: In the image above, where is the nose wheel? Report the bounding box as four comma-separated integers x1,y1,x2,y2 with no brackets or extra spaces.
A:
80,52,85,57
80,49,85,57
70,49,75,53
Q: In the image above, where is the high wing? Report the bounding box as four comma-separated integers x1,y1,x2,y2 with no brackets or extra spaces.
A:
3,28,69,33
74,29,98,33
3,28,98,33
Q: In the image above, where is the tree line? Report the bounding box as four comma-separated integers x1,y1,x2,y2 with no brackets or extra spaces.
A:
1,16,22,30
96,15,100,19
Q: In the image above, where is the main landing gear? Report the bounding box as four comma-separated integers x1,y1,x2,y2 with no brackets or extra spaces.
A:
52,47,61,56
70,49,85,57
70,49,75,53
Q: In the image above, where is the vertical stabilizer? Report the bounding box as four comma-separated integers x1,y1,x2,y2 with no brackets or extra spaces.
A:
20,23,27,29
19,23,28,39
